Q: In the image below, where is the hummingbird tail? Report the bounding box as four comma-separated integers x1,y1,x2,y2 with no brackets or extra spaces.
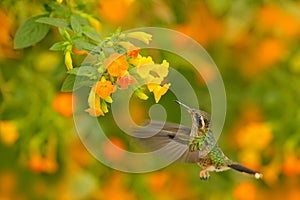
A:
228,164,263,179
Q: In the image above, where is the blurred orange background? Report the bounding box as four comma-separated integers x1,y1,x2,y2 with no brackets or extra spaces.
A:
1,0,300,199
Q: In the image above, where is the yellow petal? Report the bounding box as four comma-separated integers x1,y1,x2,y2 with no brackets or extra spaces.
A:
147,83,159,92
100,76,106,82
153,83,170,103
135,90,149,100
104,96,113,103
86,88,104,117
161,60,169,67
101,101,109,113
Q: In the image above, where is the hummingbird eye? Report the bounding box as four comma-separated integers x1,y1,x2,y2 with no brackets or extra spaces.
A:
195,113,205,128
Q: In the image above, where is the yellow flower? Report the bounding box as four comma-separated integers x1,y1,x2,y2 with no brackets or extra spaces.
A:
85,89,104,117
104,53,128,77
127,31,152,44
131,57,169,85
149,83,170,103
64,51,73,71
129,54,154,66
137,63,169,84
94,77,116,99
161,60,169,67
0,121,19,146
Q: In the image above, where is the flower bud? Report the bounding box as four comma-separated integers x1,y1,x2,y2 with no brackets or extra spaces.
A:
64,51,73,71
135,90,149,100
127,32,152,44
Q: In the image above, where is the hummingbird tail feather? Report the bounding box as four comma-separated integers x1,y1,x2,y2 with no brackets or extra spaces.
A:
228,164,263,179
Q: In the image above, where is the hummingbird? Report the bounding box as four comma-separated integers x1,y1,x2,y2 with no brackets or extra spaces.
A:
134,100,263,180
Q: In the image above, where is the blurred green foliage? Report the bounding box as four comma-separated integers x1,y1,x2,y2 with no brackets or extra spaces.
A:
1,0,300,200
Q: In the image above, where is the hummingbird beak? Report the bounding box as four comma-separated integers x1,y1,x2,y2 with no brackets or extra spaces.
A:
175,100,193,114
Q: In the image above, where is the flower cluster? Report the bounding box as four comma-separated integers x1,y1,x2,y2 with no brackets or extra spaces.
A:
84,31,171,117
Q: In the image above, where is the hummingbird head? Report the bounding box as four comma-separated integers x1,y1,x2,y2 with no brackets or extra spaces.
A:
175,100,210,131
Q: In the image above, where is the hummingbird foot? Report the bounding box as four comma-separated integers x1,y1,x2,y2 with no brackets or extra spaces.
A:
199,169,210,180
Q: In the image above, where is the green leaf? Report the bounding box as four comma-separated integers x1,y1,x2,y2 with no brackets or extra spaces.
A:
82,26,101,42
36,17,70,29
73,39,97,52
73,14,89,26
67,66,98,77
44,2,69,16
14,15,50,49
61,74,76,92
49,41,68,51
71,15,82,35
61,74,95,92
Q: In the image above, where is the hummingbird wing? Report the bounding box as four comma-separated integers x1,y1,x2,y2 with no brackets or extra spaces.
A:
133,120,206,163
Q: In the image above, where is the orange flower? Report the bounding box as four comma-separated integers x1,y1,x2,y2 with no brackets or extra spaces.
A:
233,181,256,200
94,77,116,99
73,47,88,55
282,152,300,176
70,138,94,167
28,136,58,174
257,4,300,38
261,160,280,185
43,157,58,174
104,53,128,77
147,172,169,193
0,171,16,195
128,48,140,58
0,121,19,146
97,173,136,200
28,152,45,173
98,0,135,25
235,122,273,150
0,9,16,58
28,153,58,174
117,73,136,89
175,2,223,47
52,93,73,117
254,38,285,67
102,137,125,162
